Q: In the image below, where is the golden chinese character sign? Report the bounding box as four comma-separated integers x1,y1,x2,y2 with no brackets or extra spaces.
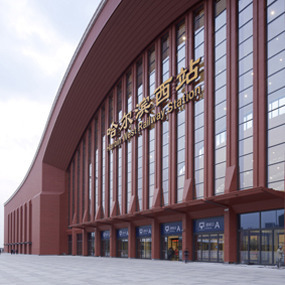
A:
107,57,203,151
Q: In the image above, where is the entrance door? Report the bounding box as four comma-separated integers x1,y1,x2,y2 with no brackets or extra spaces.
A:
261,230,272,264
249,231,259,264
160,235,182,261
274,229,284,264
209,234,218,262
195,234,224,262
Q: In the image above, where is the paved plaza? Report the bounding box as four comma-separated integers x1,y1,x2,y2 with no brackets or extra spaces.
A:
0,254,284,284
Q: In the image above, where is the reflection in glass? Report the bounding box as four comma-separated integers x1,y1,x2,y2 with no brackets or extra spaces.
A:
214,0,227,195
126,72,132,213
161,34,170,206
176,21,186,203
267,0,285,195
137,60,143,211
148,47,156,209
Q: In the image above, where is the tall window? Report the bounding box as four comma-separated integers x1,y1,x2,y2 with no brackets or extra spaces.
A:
238,0,253,190
117,84,123,214
109,96,113,216
267,0,285,190
214,0,227,195
137,60,143,211
194,7,205,199
148,46,156,209
126,71,132,213
161,34,170,206
101,108,106,217
95,119,98,218
88,128,92,220
176,21,186,203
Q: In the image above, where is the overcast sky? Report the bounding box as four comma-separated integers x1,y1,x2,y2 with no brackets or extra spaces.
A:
0,0,101,247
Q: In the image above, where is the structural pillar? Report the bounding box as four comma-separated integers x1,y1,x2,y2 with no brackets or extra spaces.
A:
151,219,160,259
95,229,101,257
224,207,237,263
110,226,116,257
128,223,136,258
182,214,193,261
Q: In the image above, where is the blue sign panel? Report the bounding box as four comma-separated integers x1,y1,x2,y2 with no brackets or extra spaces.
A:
161,221,182,236
101,230,110,240
136,225,152,238
194,216,224,233
117,228,128,239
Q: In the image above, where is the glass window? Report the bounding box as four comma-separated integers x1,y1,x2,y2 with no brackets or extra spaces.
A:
240,212,260,229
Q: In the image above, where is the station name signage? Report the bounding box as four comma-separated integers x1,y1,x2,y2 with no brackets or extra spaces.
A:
107,57,203,151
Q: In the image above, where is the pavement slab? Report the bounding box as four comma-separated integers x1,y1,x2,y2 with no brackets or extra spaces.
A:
0,254,284,284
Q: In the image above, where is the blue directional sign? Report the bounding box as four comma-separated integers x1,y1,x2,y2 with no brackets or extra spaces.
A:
161,221,183,236
117,228,128,239
194,216,224,233
101,230,110,240
136,225,152,238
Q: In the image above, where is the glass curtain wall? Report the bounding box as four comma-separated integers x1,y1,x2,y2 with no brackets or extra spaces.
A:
117,84,123,214
194,7,205,199
214,0,227,195
161,34,170,206
148,47,156,208
239,210,284,265
126,72,132,213
267,0,285,191
176,21,186,203
136,60,143,211
238,0,253,190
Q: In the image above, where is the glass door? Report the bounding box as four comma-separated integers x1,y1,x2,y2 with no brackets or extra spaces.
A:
240,231,249,264
209,234,218,262
195,235,202,261
261,230,272,264
274,229,284,264
202,235,209,261
249,231,259,264
218,234,224,262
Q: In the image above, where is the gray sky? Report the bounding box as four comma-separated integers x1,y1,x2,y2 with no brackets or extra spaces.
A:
0,0,101,247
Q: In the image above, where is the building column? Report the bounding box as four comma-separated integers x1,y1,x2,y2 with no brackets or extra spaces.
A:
128,223,135,258
95,229,100,256
151,219,160,259
182,214,193,261
110,226,116,257
224,208,237,263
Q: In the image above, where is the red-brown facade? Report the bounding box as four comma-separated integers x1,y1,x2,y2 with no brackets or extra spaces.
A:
4,0,285,264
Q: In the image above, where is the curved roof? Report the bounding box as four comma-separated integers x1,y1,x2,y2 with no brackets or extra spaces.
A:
6,0,197,204
43,0,197,170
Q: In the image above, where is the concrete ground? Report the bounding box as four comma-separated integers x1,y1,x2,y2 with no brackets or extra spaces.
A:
0,254,284,284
